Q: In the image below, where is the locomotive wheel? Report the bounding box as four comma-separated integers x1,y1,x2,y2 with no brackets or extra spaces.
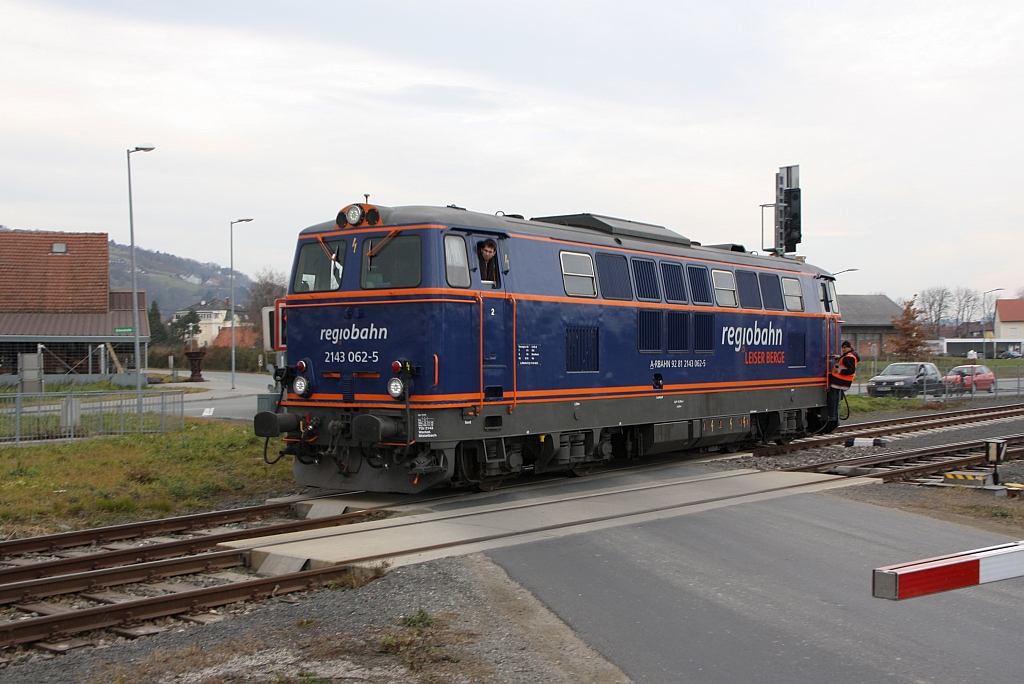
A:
475,478,504,492
774,437,792,446
722,443,740,453
567,466,593,478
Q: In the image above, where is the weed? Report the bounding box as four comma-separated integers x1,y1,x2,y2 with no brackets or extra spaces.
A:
402,607,434,629
294,618,318,628
125,467,158,485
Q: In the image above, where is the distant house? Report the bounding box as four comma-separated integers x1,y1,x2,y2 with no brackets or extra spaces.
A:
0,230,149,380
836,294,903,356
173,298,240,348
211,325,259,349
178,274,202,285
994,299,1024,339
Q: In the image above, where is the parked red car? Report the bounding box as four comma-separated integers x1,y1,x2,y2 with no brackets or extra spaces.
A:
943,365,995,393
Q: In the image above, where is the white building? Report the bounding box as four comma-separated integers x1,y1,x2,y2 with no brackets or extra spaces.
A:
173,298,239,348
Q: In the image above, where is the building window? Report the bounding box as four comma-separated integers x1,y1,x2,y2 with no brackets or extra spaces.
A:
51,243,67,254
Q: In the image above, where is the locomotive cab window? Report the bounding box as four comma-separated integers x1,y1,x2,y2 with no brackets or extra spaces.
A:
293,238,346,292
475,238,501,287
711,269,738,307
782,277,804,312
821,279,839,314
444,234,471,288
560,251,597,297
361,234,421,289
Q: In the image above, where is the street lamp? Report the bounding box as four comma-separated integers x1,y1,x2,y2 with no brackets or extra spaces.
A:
127,145,155,416
230,218,253,390
982,288,1004,360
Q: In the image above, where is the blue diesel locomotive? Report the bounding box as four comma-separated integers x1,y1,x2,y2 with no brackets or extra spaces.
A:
254,203,843,493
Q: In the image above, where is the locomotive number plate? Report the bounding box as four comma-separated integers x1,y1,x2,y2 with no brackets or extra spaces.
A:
325,350,379,364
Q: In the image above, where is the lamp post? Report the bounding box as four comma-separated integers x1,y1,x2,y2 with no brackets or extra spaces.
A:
127,145,155,416
983,288,1004,361
230,218,253,390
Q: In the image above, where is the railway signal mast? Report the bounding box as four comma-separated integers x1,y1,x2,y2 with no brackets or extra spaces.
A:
763,164,802,255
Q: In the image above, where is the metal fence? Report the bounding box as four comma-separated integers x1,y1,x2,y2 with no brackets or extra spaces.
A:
0,390,185,444
855,365,1023,401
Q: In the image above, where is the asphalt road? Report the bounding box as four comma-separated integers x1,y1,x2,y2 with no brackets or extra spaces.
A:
180,370,276,421
487,491,1023,683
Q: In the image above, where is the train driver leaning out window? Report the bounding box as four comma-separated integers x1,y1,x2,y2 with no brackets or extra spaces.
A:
477,239,500,287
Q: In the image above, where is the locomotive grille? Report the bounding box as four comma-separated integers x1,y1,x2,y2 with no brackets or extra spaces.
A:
566,326,600,372
687,265,714,305
694,312,715,352
667,311,690,352
637,310,663,352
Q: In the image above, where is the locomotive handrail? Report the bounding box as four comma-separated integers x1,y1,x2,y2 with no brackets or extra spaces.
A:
510,294,518,414
477,292,485,416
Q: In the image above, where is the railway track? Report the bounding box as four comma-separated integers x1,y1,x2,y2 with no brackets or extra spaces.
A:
783,433,1024,483
756,402,1024,457
4,404,1023,656
0,468,845,652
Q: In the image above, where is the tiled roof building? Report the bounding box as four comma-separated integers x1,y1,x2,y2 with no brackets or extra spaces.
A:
0,230,149,381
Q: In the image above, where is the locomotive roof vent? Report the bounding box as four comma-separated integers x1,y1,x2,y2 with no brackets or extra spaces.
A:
531,213,691,247
706,243,747,253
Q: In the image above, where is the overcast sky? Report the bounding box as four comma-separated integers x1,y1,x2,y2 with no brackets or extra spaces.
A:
2,0,1021,302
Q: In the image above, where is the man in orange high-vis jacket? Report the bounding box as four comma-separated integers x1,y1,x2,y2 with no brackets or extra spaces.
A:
828,340,859,420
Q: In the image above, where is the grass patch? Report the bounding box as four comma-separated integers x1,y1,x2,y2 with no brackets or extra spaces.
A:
0,379,206,394
0,419,295,537
845,394,930,413
379,610,459,672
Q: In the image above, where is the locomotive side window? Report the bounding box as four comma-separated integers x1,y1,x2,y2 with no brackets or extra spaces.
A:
293,238,346,292
711,269,738,307
560,251,597,297
694,312,715,352
759,273,785,310
687,265,713,305
595,253,632,300
661,262,687,303
782,277,804,312
667,311,689,352
361,235,422,289
444,235,471,288
637,310,662,352
736,270,763,309
632,259,661,301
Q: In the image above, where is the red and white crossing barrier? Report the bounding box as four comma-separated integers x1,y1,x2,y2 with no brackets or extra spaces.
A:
873,541,1024,600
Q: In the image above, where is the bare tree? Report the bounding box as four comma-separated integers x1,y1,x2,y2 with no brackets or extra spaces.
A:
917,286,950,339
951,286,979,337
244,268,288,341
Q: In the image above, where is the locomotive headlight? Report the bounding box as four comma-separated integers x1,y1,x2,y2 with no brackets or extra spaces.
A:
387,377,405,399
345,204,364,225
867,381,875,386
292,375,311,396
894,381,905,386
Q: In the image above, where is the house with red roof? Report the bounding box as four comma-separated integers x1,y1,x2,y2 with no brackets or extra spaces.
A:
0,229,149,381
995,299,1024,340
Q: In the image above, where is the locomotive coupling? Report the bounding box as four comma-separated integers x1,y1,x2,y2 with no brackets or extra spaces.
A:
254,411,302,438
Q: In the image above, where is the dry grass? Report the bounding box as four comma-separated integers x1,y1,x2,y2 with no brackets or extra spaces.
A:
0,419,296,538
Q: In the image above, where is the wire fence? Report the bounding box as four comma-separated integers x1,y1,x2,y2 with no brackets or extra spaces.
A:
0,391,185,444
